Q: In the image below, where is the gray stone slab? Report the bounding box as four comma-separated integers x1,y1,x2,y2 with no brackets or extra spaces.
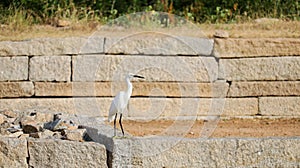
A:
30,56,71,81
73,55,218,82
0,57,28,81
219,57,300,81
28,138,107,168
0,137,28,167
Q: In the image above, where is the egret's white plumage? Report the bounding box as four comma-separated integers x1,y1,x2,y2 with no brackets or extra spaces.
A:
108,91,130,122
108,73,144,136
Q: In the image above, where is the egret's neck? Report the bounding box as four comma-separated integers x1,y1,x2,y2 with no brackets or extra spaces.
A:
125,76,133,96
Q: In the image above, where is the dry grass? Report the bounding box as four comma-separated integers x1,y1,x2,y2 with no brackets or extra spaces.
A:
200,20,300,38
0,20,299,41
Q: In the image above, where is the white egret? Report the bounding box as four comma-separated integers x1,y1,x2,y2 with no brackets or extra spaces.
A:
108,73,144,137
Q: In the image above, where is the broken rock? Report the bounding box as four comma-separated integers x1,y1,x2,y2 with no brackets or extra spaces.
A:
0,114,6,124
64,129,87,141
23,121,43,134
1,110,18,118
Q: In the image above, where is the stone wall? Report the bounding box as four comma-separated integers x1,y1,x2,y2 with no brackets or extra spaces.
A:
0,37,299,119
0,36,300,167
87,124,300,168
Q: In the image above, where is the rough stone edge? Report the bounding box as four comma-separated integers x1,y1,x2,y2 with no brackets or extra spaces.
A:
85,124,300,167
214,38,300,58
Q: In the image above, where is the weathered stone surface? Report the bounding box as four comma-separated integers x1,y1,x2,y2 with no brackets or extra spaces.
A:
28,139,107,168
89,124,300,168
0,37,104,56
259,97,300,116
236,138,300,167
0,98,111,117
0,137,28,167
0,57,28,81
127,98,257,118
113,137,300,167
22,121,43,134
0,98,76,115
219,57,300,81
0,97,258,119
132,81,228,98
0,114,5,124
35,82,112,97
0,82,34,98
1,110,18,118
30,56,71,81
105,34,213,56
228,81,300,97
64,129,86,141
73,55,218,82
215,38,300,58
7,131,23,138
110,137,237,167
35,81,228,97
44,118,76,131
35,82,72,96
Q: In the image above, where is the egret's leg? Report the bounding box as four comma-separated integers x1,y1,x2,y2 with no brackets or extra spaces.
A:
114,113,117,137
119,113,124,136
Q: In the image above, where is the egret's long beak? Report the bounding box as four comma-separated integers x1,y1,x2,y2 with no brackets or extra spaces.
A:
133,75,145,79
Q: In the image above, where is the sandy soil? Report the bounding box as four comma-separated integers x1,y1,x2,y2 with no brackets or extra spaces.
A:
1,20,299,41
109,118,300,138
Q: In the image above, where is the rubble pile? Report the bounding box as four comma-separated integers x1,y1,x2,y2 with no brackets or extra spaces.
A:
0,110,91,142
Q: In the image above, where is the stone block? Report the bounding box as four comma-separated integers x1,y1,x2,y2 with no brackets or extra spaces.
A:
0,137,28,167
258,138,300,167
0,37,104,56
105,34,213,56
28,139,107,167
30,56,71,81
0,82,34,98
236,138,300,167
35,82,112,97
219,57,300,81
0,98,75,115
132,81,228,98
0,98,111,117
228,81,300,97
35,81,228,98
110,137,237,167
0,57,28,81
215,38,300,58
259,97,300,116
73,55,218,82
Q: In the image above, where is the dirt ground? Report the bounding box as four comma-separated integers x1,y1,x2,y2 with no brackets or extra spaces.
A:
1,20,299,41
109,118,300,138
